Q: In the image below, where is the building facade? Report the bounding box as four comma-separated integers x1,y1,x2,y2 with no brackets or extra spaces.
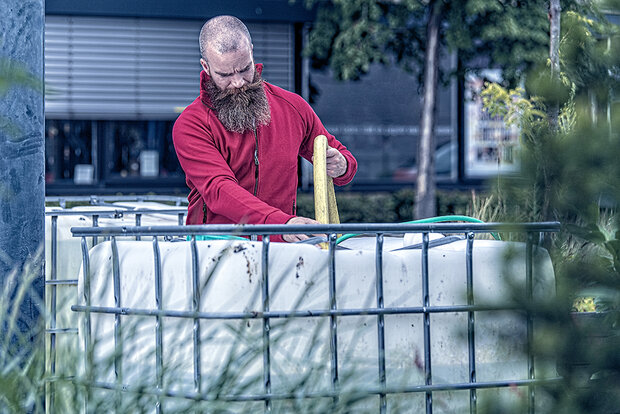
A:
44,0,528,196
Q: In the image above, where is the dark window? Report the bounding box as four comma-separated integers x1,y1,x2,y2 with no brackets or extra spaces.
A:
45,119,184,191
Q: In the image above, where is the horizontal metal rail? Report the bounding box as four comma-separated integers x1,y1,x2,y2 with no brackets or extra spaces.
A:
77,378,563,403
46,328,79,334
71,304,526,319
70,221,561,237
46,207,187,217
45,195,188,208
45,279,78,285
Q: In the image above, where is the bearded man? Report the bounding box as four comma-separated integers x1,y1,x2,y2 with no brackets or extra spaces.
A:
173,15,357,242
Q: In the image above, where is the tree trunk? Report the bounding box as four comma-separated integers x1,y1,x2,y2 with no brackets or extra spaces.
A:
414,0,442,219
548,0,561,129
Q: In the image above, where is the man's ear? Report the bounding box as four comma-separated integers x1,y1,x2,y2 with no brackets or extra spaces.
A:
200,58,209,73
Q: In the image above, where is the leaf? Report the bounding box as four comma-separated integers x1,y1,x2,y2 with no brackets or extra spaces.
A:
603,239,620,274
564,223,607,244
0,58,42,97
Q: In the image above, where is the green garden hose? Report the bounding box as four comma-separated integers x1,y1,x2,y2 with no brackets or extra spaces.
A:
186,217,499,243
335,215,500,244
189,234,248,241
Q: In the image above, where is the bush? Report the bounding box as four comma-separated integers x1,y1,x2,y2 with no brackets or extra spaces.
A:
296,188,475,223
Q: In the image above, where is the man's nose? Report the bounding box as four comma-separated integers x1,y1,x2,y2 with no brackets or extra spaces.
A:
230,74,247,89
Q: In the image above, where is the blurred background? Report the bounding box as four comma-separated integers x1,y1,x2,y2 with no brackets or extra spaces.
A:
42,0,544,197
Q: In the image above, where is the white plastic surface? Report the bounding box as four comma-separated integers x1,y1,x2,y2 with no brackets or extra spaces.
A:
77,236,556,412
45,202,187,382
45,202,186,281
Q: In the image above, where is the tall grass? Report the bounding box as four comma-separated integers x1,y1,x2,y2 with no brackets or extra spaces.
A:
0,251,45,413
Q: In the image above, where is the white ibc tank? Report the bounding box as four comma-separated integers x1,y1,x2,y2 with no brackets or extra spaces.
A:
77,236,555,412
45,202,186,281
45,203,187,381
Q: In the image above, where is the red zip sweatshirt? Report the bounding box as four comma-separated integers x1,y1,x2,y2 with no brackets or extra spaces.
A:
172,64,357,241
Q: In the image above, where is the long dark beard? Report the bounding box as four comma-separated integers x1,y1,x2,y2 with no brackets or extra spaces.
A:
204,71,271,133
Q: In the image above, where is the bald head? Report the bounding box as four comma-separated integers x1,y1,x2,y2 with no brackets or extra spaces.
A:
199,15,252,61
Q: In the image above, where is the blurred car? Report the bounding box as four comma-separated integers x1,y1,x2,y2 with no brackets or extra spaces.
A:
392,142,455,182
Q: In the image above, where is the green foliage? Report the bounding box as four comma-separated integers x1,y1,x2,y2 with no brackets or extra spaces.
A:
296,188,474,223
447,0,551,82
303,0,593,85
0,256,45,413
560,10,619,100
479,7,620,413
304,0,425,80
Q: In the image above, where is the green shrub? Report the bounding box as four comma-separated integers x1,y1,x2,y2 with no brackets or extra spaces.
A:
296,188,476,223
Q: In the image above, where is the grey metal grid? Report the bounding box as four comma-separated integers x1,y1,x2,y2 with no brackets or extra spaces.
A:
45,195,188,209
44,196,187,413
68,222,561,413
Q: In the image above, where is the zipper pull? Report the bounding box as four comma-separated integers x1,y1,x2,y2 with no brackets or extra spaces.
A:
254,149,259,166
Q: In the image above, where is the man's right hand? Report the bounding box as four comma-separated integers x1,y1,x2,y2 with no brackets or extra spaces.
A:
283,216,323,243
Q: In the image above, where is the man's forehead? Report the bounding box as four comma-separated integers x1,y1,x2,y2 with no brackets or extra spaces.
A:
209,54,252,72
207,47,253,71
206,35,251,56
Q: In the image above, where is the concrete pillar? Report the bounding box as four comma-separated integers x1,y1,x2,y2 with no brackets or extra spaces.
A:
0,0,45,334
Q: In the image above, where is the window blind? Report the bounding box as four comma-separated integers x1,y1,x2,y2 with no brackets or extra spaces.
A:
45,16,294,119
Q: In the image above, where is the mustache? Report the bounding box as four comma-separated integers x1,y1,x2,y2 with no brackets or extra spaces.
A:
205,71,271,133
213,77,263,98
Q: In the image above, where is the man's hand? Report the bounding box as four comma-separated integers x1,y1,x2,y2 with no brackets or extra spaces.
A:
311,145,348,178
325,146,347,178
283,216,323,243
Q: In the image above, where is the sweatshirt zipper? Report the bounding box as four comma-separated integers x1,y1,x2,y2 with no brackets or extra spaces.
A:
204,129,259,227
253,128,259,196
251,128,260,242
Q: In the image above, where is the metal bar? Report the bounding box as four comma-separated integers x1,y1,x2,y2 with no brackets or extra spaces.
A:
45,195,189,206
526,233,535,414
69,222,562,238
80,236,92,412
81,378,562,403
45,279,78,286
45,208,187,216
46,328,78,334
44,375,77,383
135,214,142,241
375,233,387,413
261,235,272,413
152,236,163,414
190,236,202,394
92,214,99,245
328,233,339,404
49,215,58,413
111,236,122,410
70,303,526,320
178,212,185,226
466,232,477,414
422,232,432,414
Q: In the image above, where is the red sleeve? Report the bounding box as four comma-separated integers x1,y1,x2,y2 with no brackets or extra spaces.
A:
173,106,294,229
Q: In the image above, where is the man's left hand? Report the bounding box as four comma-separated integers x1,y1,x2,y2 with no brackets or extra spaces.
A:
325,146,347,178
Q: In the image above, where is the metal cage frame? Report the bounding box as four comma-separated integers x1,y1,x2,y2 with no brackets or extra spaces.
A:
57,221,562,414
44,196,188,413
